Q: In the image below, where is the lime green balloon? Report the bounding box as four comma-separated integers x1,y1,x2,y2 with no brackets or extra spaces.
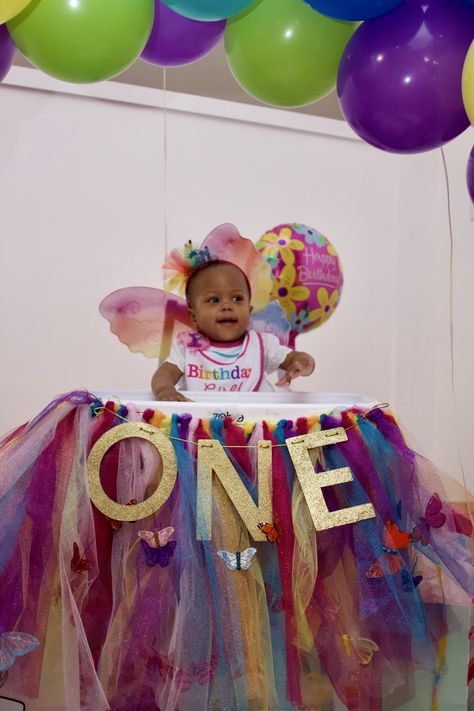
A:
8,0,154,83
225,0,356,107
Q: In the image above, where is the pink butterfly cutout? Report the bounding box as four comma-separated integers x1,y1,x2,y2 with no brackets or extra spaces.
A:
411,493,446,546
0,631,39,672
138,527,175,548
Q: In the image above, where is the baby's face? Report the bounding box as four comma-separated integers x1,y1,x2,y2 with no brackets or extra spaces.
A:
187,263,252,342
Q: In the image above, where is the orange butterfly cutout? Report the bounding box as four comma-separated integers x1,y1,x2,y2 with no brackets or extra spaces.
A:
258,516,282,543
367,520,409,579
108,499,138,531
342,634,379,666
384,520,410,549
70,542,92,574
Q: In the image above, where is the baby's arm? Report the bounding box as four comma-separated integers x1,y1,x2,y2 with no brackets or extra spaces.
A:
275,351,315,387
151,362,191,401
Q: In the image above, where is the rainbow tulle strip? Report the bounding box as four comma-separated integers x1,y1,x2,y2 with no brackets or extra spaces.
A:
0,391,472,710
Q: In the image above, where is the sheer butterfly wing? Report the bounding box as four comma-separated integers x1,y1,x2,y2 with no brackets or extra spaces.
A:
99,287,191,361
0,632,39,672
70,543,92,573
157,527,175,547
425,494,446,529
141,540,177,567
249,301,290,346
138,527,175,548
344,635,379,666
411,518,431,546
217,551,237,570
383,520,410,549
239,547,257,570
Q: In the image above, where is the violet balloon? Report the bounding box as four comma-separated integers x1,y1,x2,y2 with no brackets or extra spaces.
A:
141,0,225,67
0,25,15,82
337,0,474,153
468,146,474,205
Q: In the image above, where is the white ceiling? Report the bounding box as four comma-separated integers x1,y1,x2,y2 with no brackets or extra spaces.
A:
13,40,344,120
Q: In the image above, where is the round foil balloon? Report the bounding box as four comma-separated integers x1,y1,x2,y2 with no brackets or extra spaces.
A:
8,0,153,83
467,146,474,205
256,223,343,347
337,0,474,153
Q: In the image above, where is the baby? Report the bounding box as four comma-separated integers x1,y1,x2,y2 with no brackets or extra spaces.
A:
152,260,315,401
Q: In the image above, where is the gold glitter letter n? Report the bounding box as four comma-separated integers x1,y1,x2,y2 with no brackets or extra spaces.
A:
286,428,375,531
196,440,272,541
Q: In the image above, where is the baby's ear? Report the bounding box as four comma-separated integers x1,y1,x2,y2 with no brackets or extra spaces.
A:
188,308,198,329
249,305,253,313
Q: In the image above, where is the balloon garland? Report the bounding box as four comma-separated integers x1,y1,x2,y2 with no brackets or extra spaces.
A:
0,0,472,155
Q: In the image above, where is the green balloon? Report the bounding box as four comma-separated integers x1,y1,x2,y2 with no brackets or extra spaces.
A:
8,0,154,83
225,0,356,107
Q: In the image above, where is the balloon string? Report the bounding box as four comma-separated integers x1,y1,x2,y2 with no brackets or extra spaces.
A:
440,147,473,523
162,67,168,289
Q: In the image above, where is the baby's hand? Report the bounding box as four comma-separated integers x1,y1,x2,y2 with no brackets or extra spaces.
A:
276,351,315,387
155,387,192,402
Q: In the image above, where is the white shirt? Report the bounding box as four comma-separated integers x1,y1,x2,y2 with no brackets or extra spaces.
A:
168,330,291,392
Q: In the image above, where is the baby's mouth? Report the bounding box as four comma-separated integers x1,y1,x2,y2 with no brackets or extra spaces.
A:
217,318,238,325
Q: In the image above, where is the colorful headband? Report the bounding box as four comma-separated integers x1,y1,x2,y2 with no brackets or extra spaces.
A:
163,223,273,312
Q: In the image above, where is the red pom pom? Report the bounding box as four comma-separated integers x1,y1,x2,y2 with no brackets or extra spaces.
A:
143,409,155,423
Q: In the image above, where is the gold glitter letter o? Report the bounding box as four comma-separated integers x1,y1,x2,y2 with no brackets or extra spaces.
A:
87,422,177,522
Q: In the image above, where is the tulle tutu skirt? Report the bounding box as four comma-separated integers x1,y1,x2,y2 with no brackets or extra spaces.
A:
0,391,472,710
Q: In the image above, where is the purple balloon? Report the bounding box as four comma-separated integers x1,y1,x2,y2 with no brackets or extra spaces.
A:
141,0,225,67
468,146,474,206
0,25,14,82
337,0,474,153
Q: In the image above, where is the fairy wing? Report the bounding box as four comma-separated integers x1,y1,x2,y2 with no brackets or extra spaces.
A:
0,632,39,672
99,287,192,361
202,224,273,313
249,301,290,346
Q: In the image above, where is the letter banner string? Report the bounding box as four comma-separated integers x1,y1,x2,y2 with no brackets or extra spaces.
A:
91,401,390,448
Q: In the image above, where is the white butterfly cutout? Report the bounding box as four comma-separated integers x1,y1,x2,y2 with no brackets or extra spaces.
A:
217,548,257,571
0,631,40,672
137,527,175,548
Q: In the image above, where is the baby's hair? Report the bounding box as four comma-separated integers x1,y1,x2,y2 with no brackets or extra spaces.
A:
185,261,252,306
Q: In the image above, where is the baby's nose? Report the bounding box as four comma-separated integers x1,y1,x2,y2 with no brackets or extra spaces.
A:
221,299,233,310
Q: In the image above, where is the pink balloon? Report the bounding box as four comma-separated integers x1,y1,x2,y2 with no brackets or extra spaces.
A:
256,223,344,348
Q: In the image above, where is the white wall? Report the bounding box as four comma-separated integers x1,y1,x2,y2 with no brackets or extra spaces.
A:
1,67,473,490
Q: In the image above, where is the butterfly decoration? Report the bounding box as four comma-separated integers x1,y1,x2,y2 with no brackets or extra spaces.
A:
411,493,446,546
217,548,257,571
342,634,379,666
401,568,423,592
264,582,285,614
108,499,138,531
70,542,92,574
258,516,282,543
138,527,176,568
176,331,210,354
0,631,40,673
154,654,218,691
366,520,408,579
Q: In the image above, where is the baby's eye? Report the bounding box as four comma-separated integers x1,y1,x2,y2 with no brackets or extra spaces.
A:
232,295,243,302
207,296,219,303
